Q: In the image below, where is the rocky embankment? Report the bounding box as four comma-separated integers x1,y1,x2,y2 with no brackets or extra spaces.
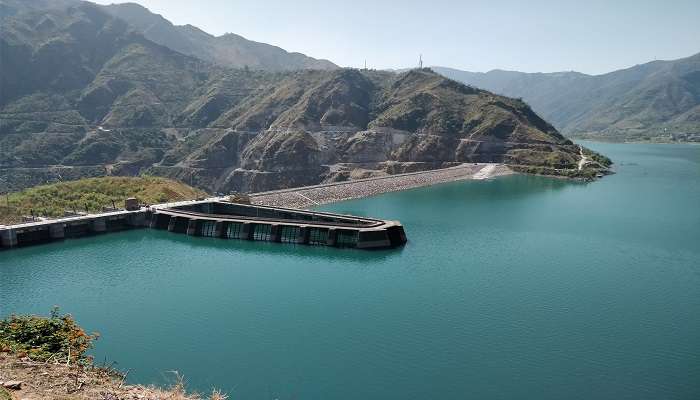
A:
251,163,512,209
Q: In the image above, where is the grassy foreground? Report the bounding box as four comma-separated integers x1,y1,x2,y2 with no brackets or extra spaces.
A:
0,310,225,400
0,176,206,225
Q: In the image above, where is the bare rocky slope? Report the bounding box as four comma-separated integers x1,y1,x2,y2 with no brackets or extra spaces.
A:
0,1,609,194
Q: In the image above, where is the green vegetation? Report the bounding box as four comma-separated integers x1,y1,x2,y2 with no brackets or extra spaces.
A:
0,311,228,399
506,148,578,169
582,147,613,167
510,165,607,181
0,176,205,224
0,308,97,363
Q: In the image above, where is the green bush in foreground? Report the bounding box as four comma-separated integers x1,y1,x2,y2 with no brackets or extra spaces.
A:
0,308,98,363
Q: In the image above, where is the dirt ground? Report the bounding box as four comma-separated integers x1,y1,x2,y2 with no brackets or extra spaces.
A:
0,353,223,400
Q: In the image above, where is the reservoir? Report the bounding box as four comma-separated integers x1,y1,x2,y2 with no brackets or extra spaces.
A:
1,142,699,400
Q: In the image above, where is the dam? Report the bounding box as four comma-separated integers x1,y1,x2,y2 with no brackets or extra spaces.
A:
0,198,407,250
0,163,516,252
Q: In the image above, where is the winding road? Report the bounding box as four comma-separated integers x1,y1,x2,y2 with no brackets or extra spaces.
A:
578,146,589,171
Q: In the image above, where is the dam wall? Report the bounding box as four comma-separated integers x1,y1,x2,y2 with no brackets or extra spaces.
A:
0,200,406,251
149,201,406,249
0,211,148,249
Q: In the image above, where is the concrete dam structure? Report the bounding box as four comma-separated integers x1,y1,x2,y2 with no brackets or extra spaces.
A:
0,200,407,251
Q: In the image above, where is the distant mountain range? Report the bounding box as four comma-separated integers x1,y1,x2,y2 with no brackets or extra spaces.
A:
434,54,700,142
0,0,337,71
100,2,338,71
0,0,609,193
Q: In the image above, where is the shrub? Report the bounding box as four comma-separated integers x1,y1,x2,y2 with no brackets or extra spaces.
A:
0,307,98,363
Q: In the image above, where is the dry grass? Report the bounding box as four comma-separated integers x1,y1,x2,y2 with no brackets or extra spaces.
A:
0,312,225,399
0,353,225,400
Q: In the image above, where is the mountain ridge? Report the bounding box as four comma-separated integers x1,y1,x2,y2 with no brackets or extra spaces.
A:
0,1,610,194
100,2,338,71
0,0,338,72
433,52,700,142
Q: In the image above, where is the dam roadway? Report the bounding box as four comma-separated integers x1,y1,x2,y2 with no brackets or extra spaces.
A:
0,163,510,251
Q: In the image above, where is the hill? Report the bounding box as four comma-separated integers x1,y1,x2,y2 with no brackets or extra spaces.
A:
0,176,205,224
100,2,338,71
434,53,700,142
0,2,609,195
177,68,606,192
0,0,337,72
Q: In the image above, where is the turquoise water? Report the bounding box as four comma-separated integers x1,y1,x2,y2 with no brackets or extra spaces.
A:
1,143,699,399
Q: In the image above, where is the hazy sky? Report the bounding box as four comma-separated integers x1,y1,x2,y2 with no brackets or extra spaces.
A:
92,0,700,74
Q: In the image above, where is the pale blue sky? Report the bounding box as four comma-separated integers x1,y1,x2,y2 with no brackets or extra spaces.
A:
93,0,700,74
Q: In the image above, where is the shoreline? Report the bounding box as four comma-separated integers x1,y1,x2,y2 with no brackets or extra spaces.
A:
0,352,215,400
573,138,700,145
250,163,513,209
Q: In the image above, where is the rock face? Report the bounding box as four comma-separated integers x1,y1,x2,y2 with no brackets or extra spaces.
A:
2,380,23,390
0,1,610,193
163,68,605,192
